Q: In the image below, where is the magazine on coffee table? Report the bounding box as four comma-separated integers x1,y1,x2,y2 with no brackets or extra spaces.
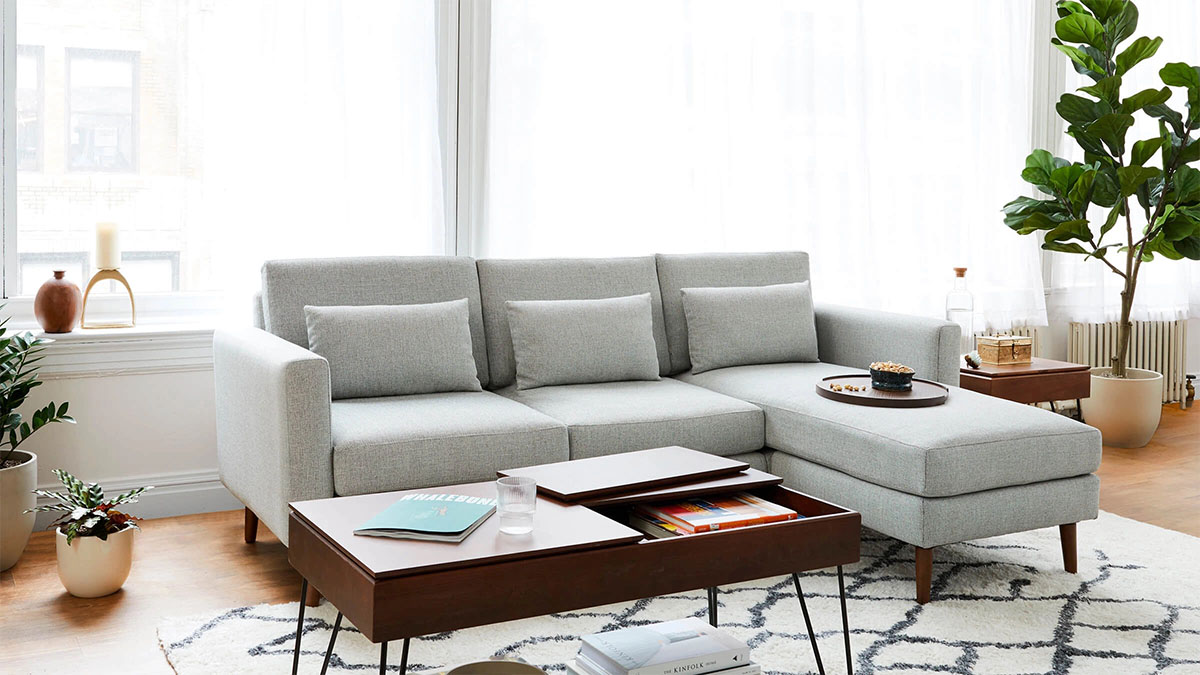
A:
354,493,496,543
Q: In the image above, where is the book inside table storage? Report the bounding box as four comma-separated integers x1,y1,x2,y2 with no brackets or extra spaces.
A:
289,475,859,643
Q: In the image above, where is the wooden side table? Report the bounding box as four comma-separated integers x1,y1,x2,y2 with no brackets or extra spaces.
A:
959,357,1092,415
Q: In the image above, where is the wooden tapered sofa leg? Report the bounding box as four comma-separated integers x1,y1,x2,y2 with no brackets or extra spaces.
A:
244,507,259,544
1060,523,1078,573
305,585,323,607
916,546,933,604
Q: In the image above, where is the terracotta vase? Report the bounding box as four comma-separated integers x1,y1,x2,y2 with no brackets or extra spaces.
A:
34,270,82,333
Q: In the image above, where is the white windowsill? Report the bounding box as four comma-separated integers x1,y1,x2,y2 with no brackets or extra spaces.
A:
2,292,236,379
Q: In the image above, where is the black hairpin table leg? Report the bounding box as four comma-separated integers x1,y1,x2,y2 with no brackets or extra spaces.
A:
792,573,826,675
380,641,388,674
838,566,853,675
399,637,410,674
319,612,343,675
292,578,309,675
707,587,719,626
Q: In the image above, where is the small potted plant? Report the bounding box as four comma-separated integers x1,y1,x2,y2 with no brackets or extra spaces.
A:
0,311,75,571
27,469,153,598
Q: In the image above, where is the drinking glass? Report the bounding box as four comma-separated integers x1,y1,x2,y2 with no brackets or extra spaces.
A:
496,476,537,535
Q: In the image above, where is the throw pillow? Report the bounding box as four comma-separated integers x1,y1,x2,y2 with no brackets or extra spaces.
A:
304,299,482,399
505,293,661,390
680,281,818,374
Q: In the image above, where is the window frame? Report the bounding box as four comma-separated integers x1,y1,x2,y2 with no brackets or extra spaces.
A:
14,42,40,172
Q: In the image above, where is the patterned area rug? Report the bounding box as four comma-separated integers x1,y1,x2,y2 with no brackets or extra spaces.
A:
158,512,1200,674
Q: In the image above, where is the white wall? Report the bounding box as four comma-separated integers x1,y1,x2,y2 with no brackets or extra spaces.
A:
20,328,238,529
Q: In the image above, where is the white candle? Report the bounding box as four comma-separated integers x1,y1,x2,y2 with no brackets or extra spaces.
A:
95,222,121,270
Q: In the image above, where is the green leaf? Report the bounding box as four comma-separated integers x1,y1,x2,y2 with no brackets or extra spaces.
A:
1180,140,1200,164
1106,1,1138,46
1008,210,1061,235
1116,36,1162,75
1051,163,1089,195
1042,241,1090,254
1174,235,1200,259
1044,218,1094,243
1068,169,1097,212
1100,203,1124,239
1117,165,1161,196
1079,76,1122,107
1119,87,1171,114
1053,41,1105,80
1147,104,1185,137
1160,62,1200,91
1058,93,1109,125
1089,113,1136,155
1002,196,1068,228
1172,165,1200,202
1131,137,1165,166
1162,213,1199,241
1056,12,1106,48
1021,149,1061,190
1081,0,1124,23
1068,125,1110,157
1057,1,1091,18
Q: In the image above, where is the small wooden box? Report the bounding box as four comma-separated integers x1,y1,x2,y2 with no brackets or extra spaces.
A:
977,335,1033,365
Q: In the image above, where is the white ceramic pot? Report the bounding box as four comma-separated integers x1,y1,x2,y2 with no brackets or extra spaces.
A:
1080,367,1163,449
1,450,37,571
55,525,136,598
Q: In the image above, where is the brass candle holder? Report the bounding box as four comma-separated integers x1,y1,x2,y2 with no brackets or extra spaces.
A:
81,268,136,329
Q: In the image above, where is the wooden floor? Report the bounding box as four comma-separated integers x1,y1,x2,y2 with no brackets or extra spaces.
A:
1,405,1195,673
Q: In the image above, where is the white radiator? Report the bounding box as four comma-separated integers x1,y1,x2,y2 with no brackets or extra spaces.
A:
1068,320,1189,403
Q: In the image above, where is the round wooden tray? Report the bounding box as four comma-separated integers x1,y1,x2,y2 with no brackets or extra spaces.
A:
815,374,948,408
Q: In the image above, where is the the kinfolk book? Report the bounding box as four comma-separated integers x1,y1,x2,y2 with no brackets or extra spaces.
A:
354,493,496,542
579,617,751,675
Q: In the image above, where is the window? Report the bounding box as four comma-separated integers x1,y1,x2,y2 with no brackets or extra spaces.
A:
15,45,41,171
479,0,1048,329
66,48,138,173
5,0,449,301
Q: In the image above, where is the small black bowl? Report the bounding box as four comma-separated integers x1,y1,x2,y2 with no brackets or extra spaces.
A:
870,367,914,391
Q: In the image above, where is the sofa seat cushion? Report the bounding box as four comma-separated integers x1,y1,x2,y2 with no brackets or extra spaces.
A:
676,362,1101,498
330,392,568,496
500,379,764,459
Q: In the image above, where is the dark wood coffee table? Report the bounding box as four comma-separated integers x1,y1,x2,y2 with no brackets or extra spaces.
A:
959,357,1091,415
288,448,861,675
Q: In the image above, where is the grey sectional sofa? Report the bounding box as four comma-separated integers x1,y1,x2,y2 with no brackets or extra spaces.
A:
215,251,1101,603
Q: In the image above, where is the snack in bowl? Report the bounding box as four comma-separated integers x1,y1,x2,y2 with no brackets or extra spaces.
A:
869,361,915,391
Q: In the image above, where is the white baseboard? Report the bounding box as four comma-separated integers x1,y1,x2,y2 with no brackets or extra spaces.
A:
32,469,242,530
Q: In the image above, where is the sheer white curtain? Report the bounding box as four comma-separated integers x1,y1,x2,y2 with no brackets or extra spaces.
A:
1047,0,1200,323
481,0,1046,329
196,0,447,295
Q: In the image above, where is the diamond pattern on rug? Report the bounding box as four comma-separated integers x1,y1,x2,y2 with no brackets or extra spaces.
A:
158,512,1200,674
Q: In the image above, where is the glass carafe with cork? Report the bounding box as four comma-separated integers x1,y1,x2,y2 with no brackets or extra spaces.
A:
945,267,974,355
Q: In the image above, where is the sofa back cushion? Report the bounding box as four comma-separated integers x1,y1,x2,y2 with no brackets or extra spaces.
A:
305,300,483,399
681,281,818,374
477,257,671,388
656,252,811,374
261,256,491,388
506,294,661,390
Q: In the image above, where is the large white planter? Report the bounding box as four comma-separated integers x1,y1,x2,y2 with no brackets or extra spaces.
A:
1081,367,1163,449
0,450,37,571
55,525,136,598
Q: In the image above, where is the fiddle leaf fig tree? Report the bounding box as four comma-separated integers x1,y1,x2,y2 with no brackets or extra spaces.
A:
1004,0,1200,378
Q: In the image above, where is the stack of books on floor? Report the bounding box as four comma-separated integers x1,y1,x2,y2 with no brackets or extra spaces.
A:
629,492,799,539
567,617,760,675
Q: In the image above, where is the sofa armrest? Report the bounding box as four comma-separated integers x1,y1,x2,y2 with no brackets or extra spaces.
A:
214,327,333,545
814,304,961,386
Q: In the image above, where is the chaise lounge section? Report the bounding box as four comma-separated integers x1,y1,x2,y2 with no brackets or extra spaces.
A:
215,251,1101,604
